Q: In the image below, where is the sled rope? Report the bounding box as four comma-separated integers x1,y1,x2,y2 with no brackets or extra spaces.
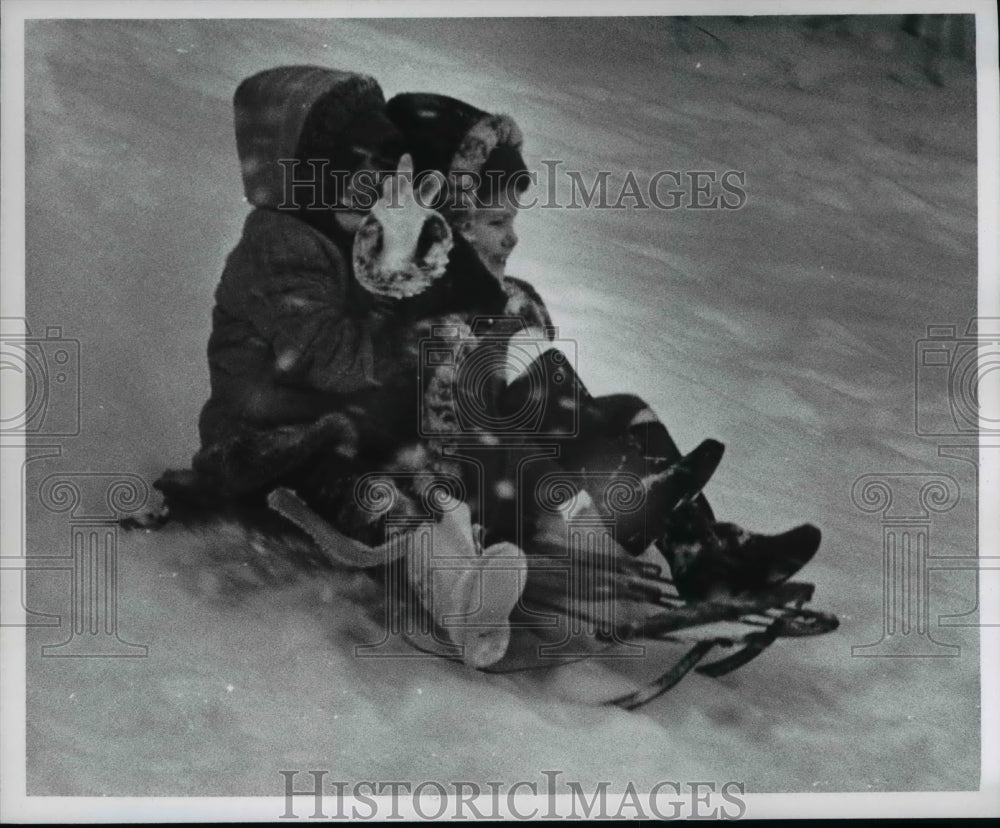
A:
267,487,415,569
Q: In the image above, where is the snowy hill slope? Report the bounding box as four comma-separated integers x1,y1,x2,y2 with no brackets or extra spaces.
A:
21,16,981,794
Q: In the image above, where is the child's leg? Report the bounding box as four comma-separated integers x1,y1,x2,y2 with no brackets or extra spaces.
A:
568,391,716,517
498,352,715,554
497,352,821,597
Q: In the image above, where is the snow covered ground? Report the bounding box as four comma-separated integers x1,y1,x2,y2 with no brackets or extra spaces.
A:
16,13,986,800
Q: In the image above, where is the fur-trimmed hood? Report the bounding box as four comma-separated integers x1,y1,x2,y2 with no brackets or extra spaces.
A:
385,93,527,211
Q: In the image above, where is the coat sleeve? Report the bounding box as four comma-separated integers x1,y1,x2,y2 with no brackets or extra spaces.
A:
234,211,391,395
502,276,556,340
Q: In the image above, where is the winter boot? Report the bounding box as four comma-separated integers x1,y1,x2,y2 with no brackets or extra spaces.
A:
602,438,725,554
657,502,821,602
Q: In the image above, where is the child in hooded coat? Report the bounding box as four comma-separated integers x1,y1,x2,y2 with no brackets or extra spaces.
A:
161,66,496,543
384,92,822,600
158,67,540,668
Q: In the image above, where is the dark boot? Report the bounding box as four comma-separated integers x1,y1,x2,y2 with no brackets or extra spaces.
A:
658,503,821,602
603,438,724,554
499,362,722,556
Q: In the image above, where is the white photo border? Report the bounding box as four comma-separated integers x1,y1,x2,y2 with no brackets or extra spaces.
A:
2,0,998,821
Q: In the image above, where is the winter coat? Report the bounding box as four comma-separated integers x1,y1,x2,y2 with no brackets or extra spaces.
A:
175,68,556,543
196,66,397,450
187,210,553,533
197,206,396,449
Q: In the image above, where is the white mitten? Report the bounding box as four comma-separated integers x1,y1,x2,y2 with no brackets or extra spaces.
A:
352,153,453,299
268,487,526,669
405,499,527,669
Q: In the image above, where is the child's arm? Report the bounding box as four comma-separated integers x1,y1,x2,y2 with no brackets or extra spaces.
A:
227,209,399,395
502,276,554,338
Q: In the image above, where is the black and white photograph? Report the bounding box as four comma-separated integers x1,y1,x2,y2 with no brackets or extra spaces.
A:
1,0,998,821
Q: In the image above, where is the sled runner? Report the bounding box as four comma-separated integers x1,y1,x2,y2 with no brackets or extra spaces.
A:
396,550,838,710
265,482,839,710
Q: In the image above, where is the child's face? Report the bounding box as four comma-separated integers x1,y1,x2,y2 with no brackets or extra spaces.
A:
456,191,519,281
333,176,375,233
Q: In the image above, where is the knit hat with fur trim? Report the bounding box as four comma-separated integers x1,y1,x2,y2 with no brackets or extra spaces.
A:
234,66,392,208
385,92,528,213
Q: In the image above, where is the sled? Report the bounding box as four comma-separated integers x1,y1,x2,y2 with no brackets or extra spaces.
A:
398,551,837,709
265,485,839,710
